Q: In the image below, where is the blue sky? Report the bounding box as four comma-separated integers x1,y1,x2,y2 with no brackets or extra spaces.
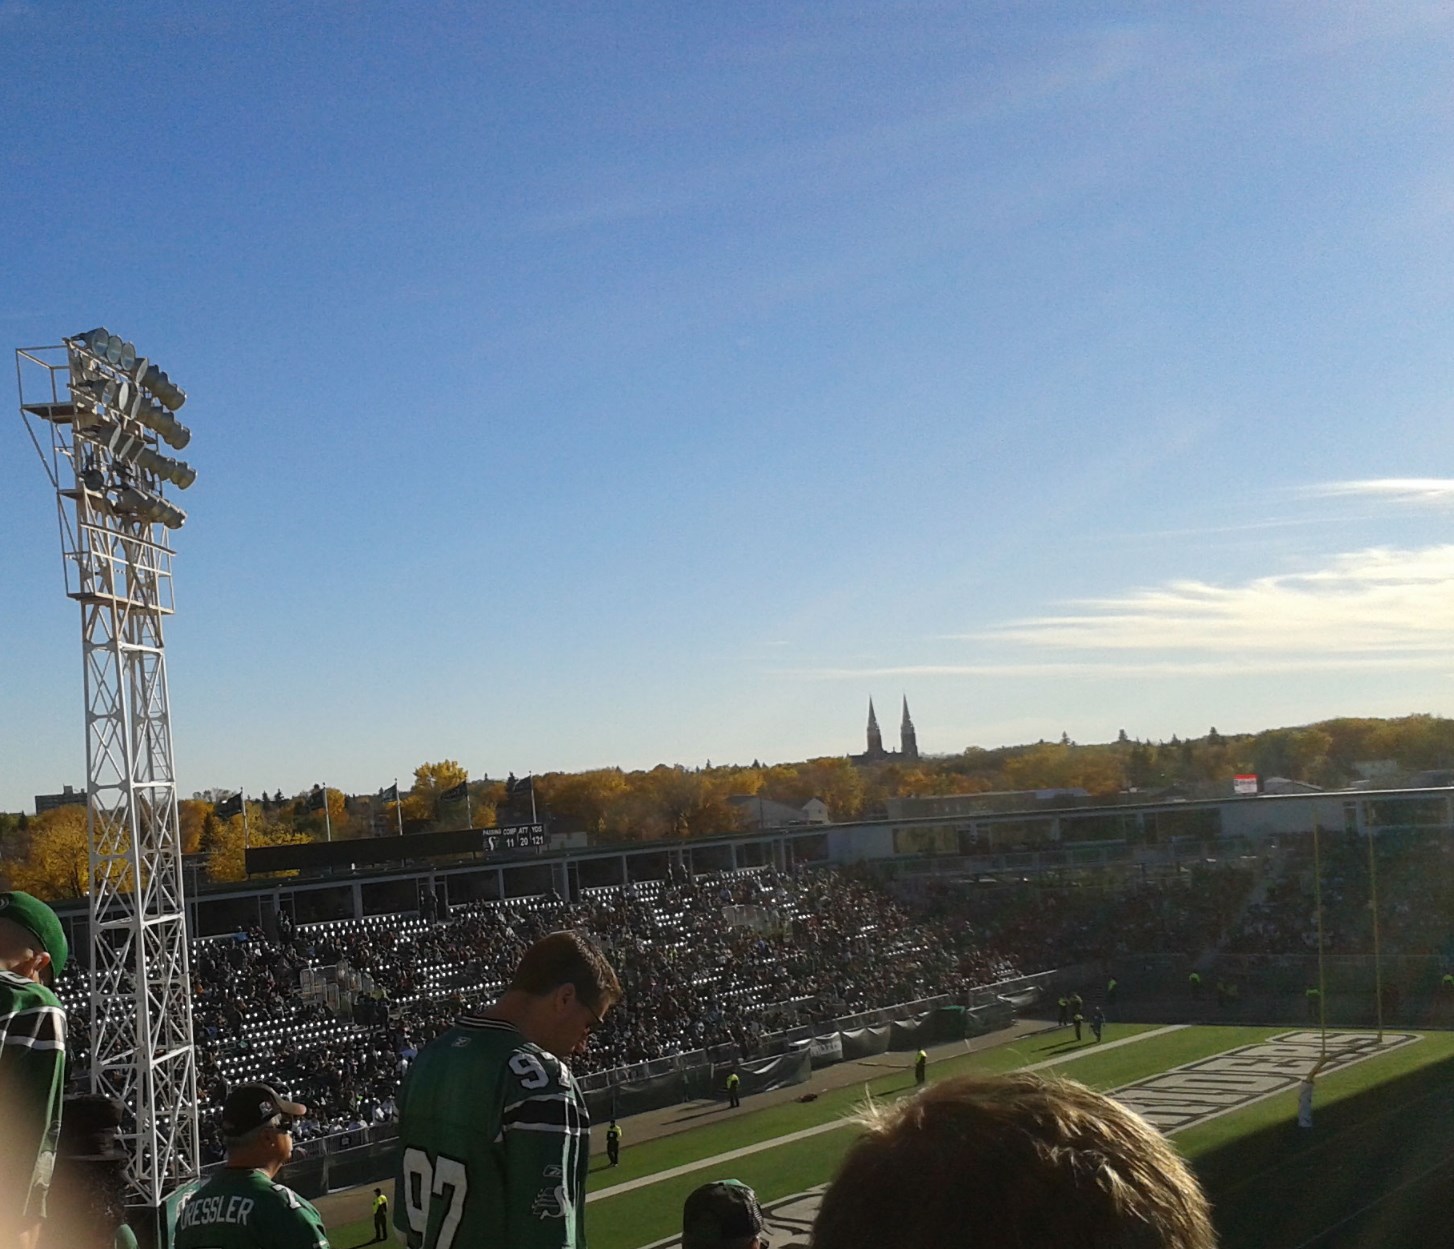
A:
4,2,1454,811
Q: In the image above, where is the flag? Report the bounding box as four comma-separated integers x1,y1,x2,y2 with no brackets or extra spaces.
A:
307,787,327,812
507,775,533,796
216,791,243,819
378,782,399,803
441,780,468,804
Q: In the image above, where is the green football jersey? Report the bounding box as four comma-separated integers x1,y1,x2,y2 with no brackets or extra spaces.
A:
394,1014,591,1249
0,968,66,1227
172,1167,329,1249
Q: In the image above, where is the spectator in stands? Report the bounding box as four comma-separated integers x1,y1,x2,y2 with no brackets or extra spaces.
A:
810,1072,1215,1249
392,930,620,1248
682,1180,766,1249
174,1083,329,1249
40,1093,137,1249
0,890,69,1249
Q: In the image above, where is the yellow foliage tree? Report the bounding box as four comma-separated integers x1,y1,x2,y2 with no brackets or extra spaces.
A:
8,804,90,900
177,798,210,856
404,760,469,825
207,803,311,883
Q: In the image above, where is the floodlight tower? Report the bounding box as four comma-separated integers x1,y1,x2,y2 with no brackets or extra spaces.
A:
15,329,200,1208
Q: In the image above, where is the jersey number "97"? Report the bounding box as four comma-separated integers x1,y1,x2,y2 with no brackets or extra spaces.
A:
401,1147,469,1249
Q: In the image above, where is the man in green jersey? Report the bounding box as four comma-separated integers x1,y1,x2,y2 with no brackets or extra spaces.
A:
173,1084,329,1249
0,890,69,1249
394,930,622,1249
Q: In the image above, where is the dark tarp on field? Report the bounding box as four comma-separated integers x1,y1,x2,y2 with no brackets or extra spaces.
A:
582,1065,714,1122
711,1049,812,1098
839,1024,891,1059
807,1033,844,1068
930,1005,967,1041
889,1015,934,1050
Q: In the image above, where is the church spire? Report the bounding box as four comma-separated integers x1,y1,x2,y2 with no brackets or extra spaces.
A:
866,698,884,757
901,695,919,761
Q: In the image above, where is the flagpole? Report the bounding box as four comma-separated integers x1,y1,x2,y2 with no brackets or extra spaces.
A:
529,776,538,825
395,778,404,837
242,791,249,851
466,788,473,830
323,786,333,843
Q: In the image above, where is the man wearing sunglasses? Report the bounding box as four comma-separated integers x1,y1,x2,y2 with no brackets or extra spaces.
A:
393,930,621,1249
173,1084,329,1248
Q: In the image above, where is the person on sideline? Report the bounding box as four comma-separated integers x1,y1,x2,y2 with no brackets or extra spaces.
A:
605,1120,622,1168
810,1072,1216,1249
371,1189,389,1242
914,1049,927,1086
393,930,621,1249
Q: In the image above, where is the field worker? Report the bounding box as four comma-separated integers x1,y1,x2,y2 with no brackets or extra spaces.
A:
371,1188,389,1242
726,1070,741,1109
0,890,69,1249
1090,1006,1105,1043
1057,994,1069,1026
174,1084,328,1249
682,1180,767,1249
914,1049,927,1086
1073,1010,1084,1042
1188,970,1202,999
1297,1056,1331,1129
393,930,621,1248
606,1119,622,1167
1106,976,1118,1005
811,1072,1216,1249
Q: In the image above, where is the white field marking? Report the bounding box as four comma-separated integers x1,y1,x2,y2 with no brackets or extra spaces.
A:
1118,1030,1419,1138
587,1023,1188,1204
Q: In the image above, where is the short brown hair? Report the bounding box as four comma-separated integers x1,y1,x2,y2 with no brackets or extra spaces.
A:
812,1072,1216,1249
509,930,621,1011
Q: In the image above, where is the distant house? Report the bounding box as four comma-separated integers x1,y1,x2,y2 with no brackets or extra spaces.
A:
1351,760,1400,782
34,784,86,815
728,795,830,829
1260,776,1323,795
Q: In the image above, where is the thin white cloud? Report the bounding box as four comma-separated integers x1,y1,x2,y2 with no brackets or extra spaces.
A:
799,655,1454,680
1302,478,1454,505
803,544,1454,681
980,545,1454,656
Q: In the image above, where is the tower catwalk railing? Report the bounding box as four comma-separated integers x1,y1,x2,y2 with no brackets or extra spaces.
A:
16,333,201,1208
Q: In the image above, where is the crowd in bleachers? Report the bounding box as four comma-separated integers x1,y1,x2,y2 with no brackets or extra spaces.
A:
49,838,1454,1163
900,862,1258,969
55,866,1028,1161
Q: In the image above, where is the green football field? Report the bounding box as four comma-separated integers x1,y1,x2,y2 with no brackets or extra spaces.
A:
325,1023,1454,1249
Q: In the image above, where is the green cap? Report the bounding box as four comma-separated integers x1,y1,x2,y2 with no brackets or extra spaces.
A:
0,891,68,978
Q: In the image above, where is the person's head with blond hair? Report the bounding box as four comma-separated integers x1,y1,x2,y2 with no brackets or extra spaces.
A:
811,1072,1217,1249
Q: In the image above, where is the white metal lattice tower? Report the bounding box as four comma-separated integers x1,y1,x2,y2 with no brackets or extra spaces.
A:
15,332,201,1208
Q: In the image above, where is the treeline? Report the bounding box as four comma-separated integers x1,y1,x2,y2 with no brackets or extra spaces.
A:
5,715,1454,898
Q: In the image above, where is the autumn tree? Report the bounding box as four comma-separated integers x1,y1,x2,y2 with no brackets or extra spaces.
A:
7,804,90,900
207,802,311,883
403,761,469,826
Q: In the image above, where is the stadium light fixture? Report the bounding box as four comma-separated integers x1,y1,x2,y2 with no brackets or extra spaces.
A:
112,485,187,529
15,324,203,1209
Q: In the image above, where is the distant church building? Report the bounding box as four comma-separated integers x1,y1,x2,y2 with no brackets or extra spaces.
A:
851,697,919,765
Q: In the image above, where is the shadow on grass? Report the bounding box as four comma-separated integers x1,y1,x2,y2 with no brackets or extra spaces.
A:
1194,1049,1454,1249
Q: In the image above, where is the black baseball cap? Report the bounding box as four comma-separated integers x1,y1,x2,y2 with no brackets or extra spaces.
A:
220,1084,307,1137
682,1180,766,1249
